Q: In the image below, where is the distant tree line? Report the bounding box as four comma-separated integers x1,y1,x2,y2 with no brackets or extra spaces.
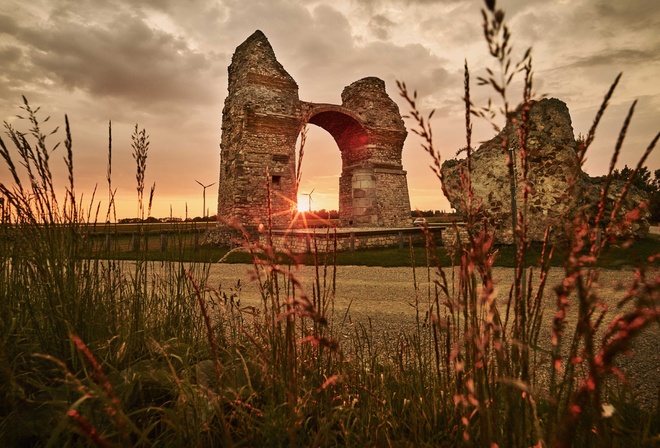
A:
117,215,218,224
611,165,660,223
300,210,339,220
113,210,465,223
410,210,459,218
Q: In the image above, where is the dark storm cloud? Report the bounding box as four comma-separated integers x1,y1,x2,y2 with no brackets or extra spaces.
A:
593,0,660,28
0,46,21,62
514,0,660,55
266,2,456,101
0,13,42,101
355,0,462,7
563,48,658,71
347,42,456,97
508,0,660,113
218,0,313,45
0,14,19,33
0,1,225,111
194,0,458,107
369,14,396,39
2,0,455,112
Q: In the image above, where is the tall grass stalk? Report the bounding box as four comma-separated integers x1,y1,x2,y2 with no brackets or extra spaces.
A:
398,1,658,446
0,101,217,445
1,0,658,445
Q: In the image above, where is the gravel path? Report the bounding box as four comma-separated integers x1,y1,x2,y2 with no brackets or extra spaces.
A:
206,263,659,410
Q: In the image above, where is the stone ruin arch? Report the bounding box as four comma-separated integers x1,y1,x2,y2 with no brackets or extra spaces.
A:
217,30,411,231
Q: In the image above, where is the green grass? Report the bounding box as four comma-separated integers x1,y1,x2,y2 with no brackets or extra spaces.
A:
494,235,660,268
84,229,660,268
87,221,216,233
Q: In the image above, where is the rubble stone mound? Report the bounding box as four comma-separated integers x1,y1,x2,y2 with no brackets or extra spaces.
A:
440,98,649,242
216,30,410,236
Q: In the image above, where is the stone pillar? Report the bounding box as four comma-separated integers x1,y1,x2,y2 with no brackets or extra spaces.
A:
351,168,378,226
340,78,411,227
217,30,301,230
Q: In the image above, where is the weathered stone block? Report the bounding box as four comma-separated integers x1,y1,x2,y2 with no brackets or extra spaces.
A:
440,98,649,242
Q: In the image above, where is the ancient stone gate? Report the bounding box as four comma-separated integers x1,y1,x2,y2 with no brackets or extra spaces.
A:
217,30,411,230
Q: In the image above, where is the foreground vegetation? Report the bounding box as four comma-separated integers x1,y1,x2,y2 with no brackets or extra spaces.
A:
1,1,659,446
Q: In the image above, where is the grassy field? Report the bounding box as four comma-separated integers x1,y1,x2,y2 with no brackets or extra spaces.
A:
83,220,216,234
1,1,659,446
80,227,660,269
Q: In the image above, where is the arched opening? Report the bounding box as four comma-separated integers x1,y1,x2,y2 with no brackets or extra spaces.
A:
294,107,372,227
294,126,342,218
307,110,369,156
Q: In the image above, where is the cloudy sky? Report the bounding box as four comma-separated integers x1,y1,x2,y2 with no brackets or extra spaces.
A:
1,0,658,219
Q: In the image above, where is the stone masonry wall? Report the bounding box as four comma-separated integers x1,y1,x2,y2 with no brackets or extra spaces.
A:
264,228,443,254
217,30,301,230
214,31,412,244
374,168,411,227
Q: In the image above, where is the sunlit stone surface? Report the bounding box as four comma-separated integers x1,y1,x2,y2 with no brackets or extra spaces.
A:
216,30,411,239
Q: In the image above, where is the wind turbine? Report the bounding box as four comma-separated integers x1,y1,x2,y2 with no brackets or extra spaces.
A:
195,180,216,218
303,189,315,212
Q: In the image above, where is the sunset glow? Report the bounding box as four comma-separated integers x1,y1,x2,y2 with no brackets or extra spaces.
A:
295,125,341,213
0,0,657,220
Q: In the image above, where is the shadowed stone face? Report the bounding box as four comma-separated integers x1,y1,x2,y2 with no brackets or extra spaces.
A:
217,30,410,231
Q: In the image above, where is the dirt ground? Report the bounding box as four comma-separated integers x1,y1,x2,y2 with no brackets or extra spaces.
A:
205,263,659,411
